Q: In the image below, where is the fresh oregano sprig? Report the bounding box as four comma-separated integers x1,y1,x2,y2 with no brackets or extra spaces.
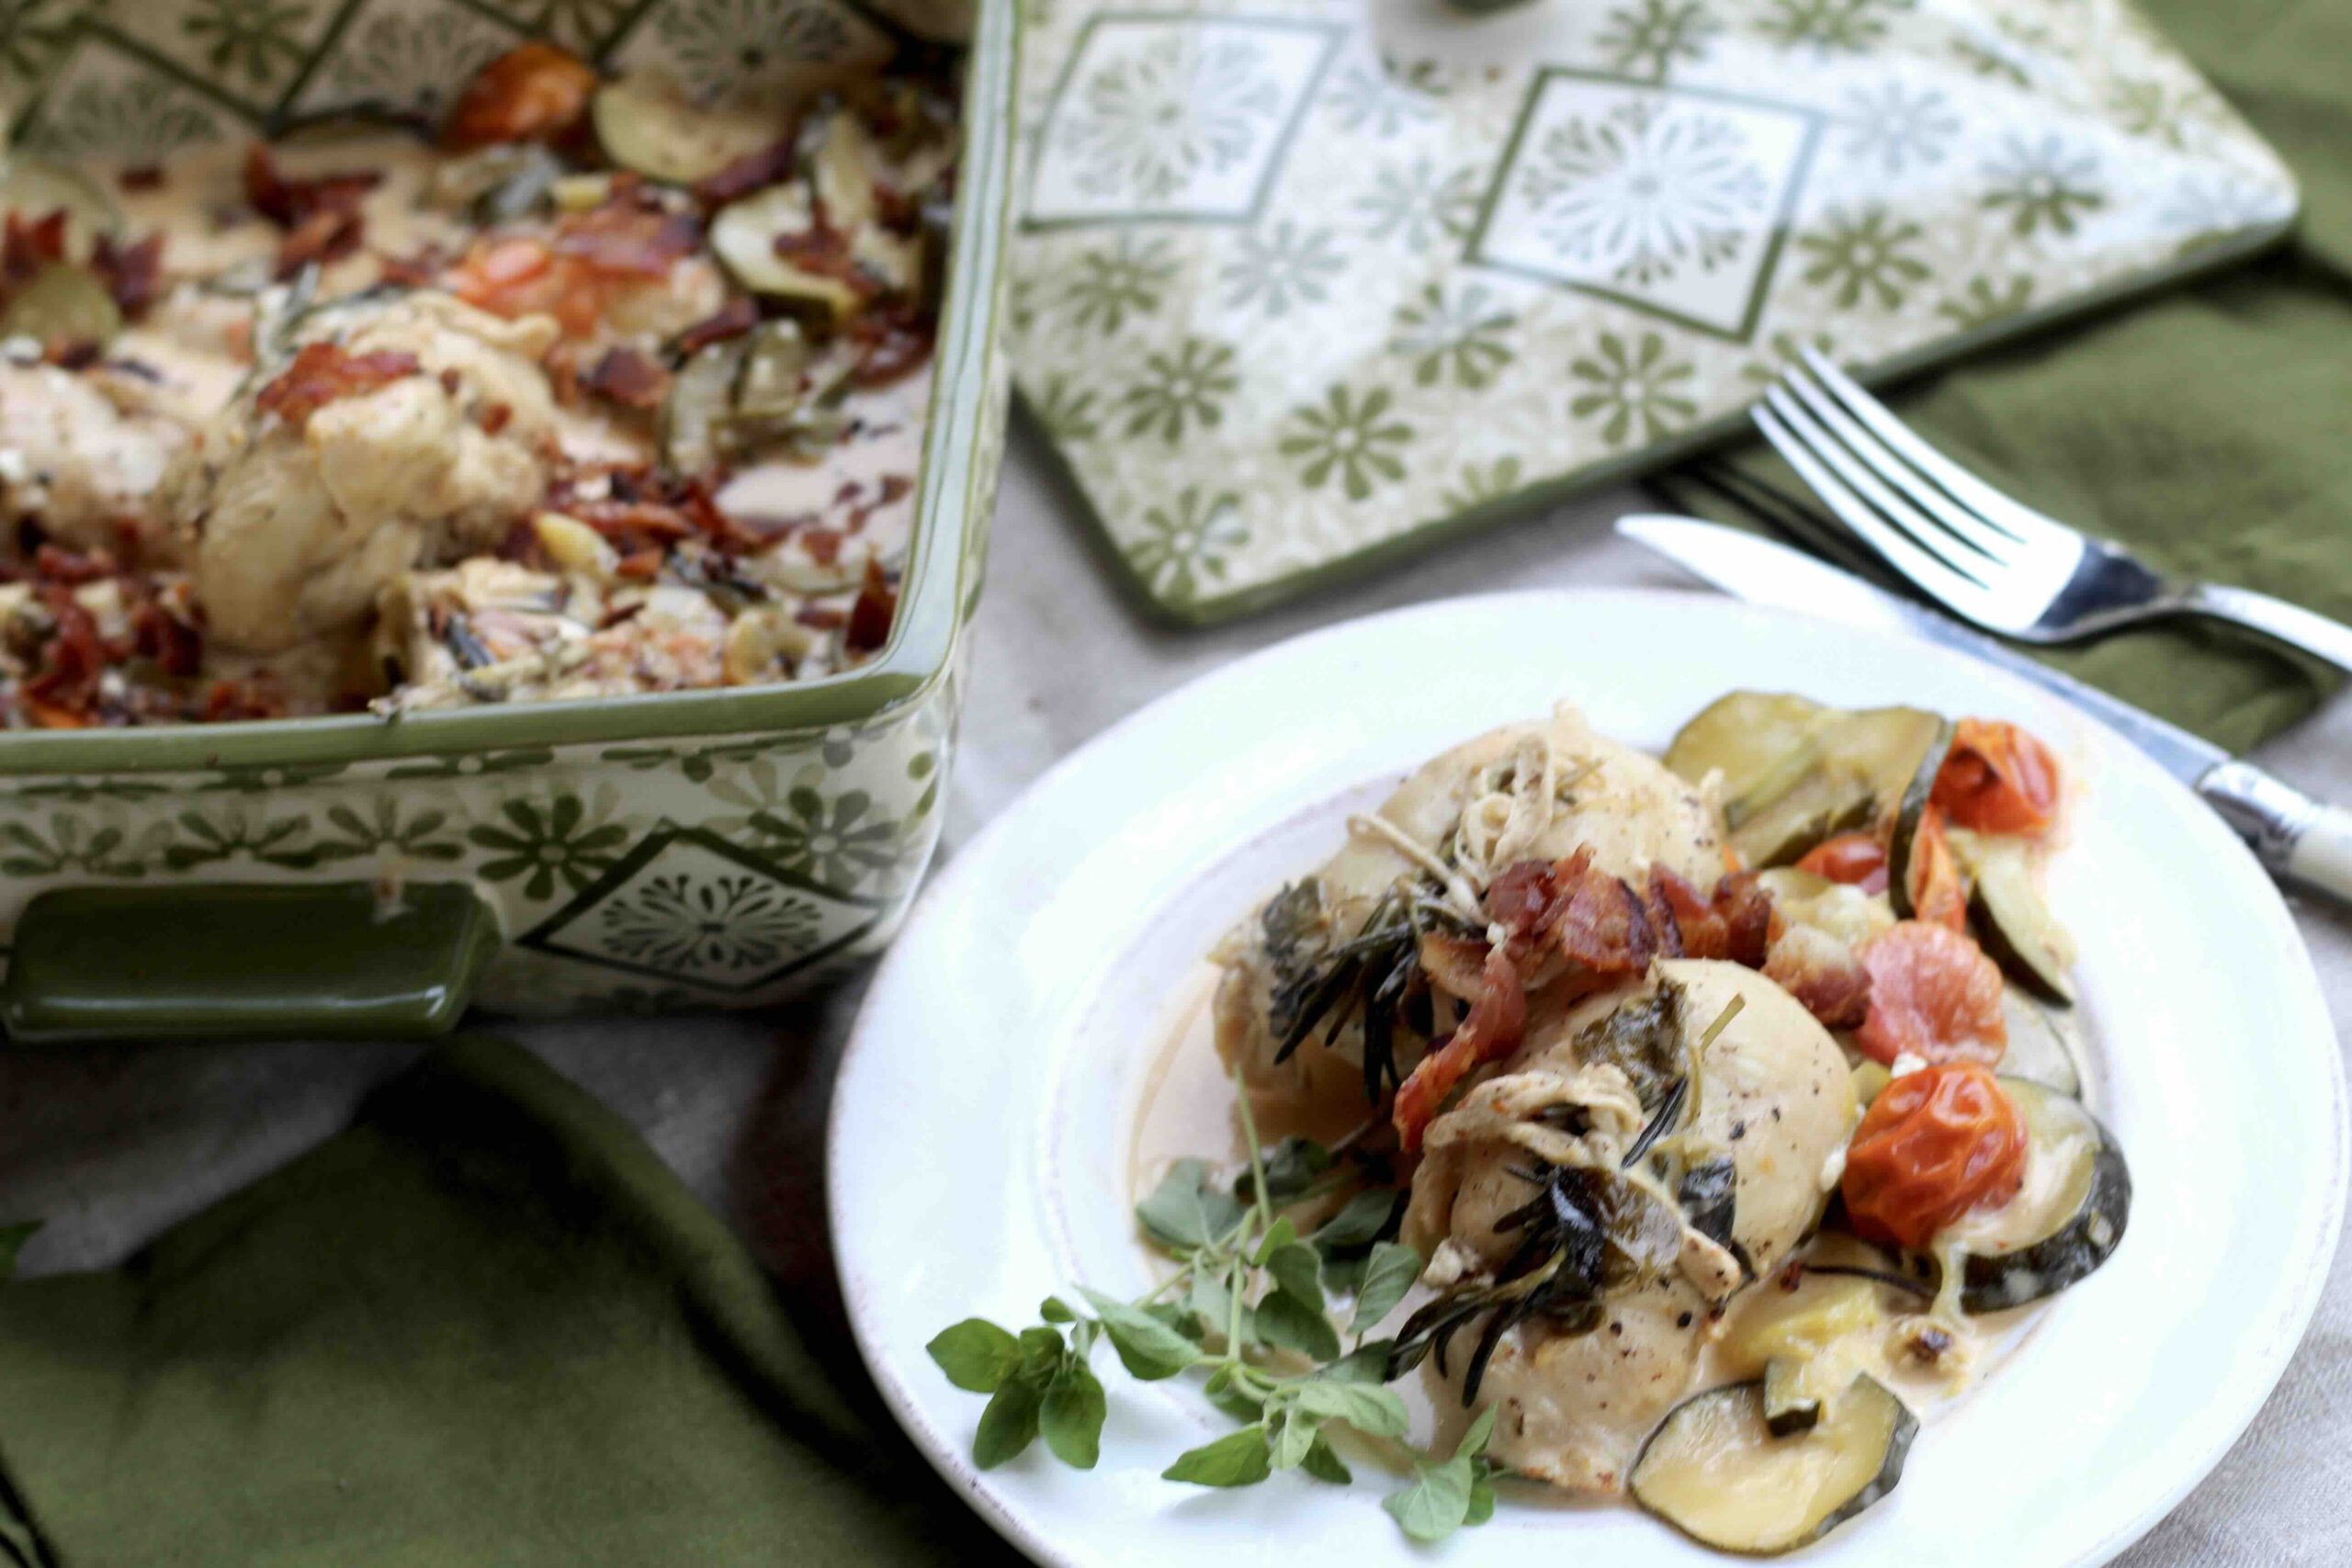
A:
927,1070,1498,1544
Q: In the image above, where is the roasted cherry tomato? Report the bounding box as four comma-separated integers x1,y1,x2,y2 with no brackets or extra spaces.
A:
1932,718,2062,837
1902,805,1969,932
1796,832,1889,893
1853,919,2007,1066
1841,1061,2027,1250
444,42,599,151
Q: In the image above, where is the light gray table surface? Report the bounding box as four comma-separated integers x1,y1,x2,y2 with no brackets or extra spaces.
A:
3,426,2346,1562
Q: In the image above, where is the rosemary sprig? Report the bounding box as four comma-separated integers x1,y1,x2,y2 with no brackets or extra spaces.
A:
1264,876,1468,1101
926,1068,1503,1543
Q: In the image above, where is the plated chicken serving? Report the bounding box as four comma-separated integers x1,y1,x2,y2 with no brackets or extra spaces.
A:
0,38,958,726
1193,693,2126,1551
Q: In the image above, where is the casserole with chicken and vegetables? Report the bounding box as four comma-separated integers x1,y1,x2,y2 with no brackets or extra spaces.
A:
0,0,1010,1032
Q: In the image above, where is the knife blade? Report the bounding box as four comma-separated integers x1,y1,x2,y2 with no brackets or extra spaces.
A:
1616,513,2352,903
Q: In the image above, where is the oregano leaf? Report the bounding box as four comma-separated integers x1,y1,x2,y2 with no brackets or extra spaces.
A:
1079,1289,1198,1381
1163,1426,1272,1488
1265,1242,1325,1311
1384,1456,1475,1543
1270,1408,1317,1471
1291,1379,1408,1438
1039,1358,1106,1470
1136,1159,1245,1250
972,1375,1045,1469
1319,1339,1396,1383
926,1318,1021,1393
1351,1242,1422,1332
1311,1190,1396,1258
1300,1432,1353,1484
1253,1287,1341,1363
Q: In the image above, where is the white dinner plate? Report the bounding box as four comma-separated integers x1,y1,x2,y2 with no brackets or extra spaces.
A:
830,589,2346,1568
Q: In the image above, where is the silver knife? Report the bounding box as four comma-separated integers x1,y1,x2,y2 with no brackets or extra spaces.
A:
1619,513,2352,904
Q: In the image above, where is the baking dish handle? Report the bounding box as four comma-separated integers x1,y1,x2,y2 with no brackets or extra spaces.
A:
1,882,500,1044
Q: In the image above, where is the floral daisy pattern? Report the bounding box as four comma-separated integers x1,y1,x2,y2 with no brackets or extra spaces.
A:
1029,17,1337,223
1004,0,2298,618
1124,487,1249,607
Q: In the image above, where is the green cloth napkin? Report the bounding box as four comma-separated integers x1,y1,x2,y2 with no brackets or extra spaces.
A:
0,1037,1016,1568
1704,0,2352,756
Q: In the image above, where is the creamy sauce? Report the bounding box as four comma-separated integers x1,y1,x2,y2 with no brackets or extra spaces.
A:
0,118,937,723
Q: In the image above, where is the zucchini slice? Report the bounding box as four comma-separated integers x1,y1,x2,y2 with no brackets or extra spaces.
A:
1632,1375,1917,1555
2,262,121,344
1668,694,1945,869
708,182,862,324
1997,991,2083,1097
1951,1078,2129,1313
593,73,779,185
1664,691,1826,826
1958,831,2076,1003
1884,717,1955,920
1760,1359,1820,1437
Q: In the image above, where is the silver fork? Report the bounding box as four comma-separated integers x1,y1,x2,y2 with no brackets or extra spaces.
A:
1751,347,2352,673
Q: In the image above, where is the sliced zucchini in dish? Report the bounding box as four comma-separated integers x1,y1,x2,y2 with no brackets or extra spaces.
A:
1632,1374,1917,1555
661,335,750,474
1731,1273,1883,1437
811,110,881,231
593,73,780,185
709,183,862,324
1,263,121,344
1951,1078,2128,1313
1951,829,2076,1003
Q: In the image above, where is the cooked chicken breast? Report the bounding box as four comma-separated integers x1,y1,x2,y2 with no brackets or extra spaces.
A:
167,290,561,654
0,360,189,555
1404,959,1855,1494
1212,707,1728,1131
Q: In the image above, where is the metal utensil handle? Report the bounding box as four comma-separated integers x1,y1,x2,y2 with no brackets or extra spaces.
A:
2187,583,2352,674
2199,761,2352,904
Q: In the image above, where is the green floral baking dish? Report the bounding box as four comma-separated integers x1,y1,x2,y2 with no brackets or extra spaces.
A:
0,0,1015,1040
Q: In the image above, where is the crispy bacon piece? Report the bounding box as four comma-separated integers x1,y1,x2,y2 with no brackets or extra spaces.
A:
20,589,107,724
1762,922,1873,1031
693,139,800,208
244,146,379,278
32,544,114,585
1486,859,1556,940
550,205,702,277
130,599,202,678
243,145,379,228
40,339,99,370
1,210,65,290
449,204,698,337
1417,931,1489,1002
1552,852,1661,982
845,558,898,653
850,301,935,388
443,41,598,151
254,342,421,432
1393,947,1527,1153
89,232,164,320
580,345,671,410
673,296,759,356
1716,871,1772,967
